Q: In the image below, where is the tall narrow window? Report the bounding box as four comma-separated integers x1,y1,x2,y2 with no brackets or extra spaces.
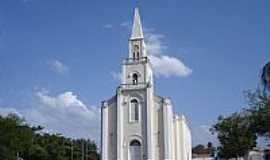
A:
130,99,139,122
132,73,138,85
133,52,136,60
133,45,140,60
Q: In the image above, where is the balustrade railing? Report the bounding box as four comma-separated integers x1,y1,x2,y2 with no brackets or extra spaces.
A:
120,82,149,89
123,57,149,65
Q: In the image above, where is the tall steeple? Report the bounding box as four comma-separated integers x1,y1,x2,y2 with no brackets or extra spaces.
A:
130,8,144,40
128,7,146,59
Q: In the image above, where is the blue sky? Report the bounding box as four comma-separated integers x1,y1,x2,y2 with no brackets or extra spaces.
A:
0,0,269,146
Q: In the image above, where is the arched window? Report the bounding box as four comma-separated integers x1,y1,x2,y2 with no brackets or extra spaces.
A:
132,73,138,85
130,139,141,146
129,140,142,160
130,99,139,122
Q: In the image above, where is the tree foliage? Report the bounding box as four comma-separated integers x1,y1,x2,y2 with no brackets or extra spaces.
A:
211,113,257,159
245,89,270,138
0,113,100,160
251,60,270,138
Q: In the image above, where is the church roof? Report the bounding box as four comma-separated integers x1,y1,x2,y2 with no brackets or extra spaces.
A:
130,8,144,40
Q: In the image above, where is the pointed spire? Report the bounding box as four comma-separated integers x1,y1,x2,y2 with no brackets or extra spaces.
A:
130,8,144,40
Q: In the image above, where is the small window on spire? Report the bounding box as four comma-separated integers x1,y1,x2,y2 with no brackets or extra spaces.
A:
133,44,140,60
132,73,138,85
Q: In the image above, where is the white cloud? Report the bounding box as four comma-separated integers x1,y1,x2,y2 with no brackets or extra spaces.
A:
49,60,69,74
0,90,100,141
144,30,192,78
145,32,166,55
149,55,192,77
31,91,100,139
103,24,113,29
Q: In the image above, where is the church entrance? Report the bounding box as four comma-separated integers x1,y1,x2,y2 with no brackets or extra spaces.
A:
129,140,142,160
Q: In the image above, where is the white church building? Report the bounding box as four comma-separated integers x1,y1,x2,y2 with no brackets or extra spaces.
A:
101,8,192,160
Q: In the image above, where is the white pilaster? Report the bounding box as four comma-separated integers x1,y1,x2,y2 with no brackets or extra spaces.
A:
174,115,181,160
171,116,175,160
180,117,185,160
117,89,123,160
101,102,109,160
163,98,173,160
146,87,154,160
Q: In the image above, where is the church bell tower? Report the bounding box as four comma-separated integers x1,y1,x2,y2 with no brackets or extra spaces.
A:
116,7,155,160
122,8,153,88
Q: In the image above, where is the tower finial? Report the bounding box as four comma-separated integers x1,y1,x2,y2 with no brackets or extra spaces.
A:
130,7,144,40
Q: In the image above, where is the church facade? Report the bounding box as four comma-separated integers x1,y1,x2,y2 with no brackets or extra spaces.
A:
101,8,192,160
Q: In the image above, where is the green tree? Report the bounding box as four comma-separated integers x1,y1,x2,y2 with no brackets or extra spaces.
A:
211,113,257,159
0,114,35,160
27,144,49,160
0,113,100,160
245,89,270,138
245,61,270,138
